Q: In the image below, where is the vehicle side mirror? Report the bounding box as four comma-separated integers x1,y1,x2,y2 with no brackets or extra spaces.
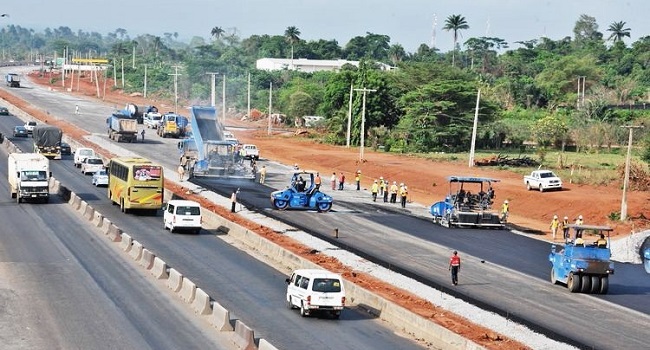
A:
49,171,52,177
285,278,290,284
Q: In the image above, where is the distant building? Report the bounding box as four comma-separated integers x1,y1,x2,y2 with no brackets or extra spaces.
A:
255,58,393,73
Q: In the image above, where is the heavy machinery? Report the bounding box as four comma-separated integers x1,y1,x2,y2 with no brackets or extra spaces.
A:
32,125,63,159
430,176,503,228
549,225,615,294
178,106,254,179
270,171,333,212
8,153,50,203
107,113,138,143
641,236,650,274
158,113,188,138
6,73,20,87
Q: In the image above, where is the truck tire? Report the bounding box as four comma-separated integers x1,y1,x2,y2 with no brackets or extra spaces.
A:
580,275,592,293
538,185,544,192
550,268,558,285
590,275,601,294
526,182,532,191
599,276,609,294
567,272,581,293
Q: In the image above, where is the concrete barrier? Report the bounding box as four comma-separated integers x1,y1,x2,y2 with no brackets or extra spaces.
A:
78,200,88,215
139,248,154,270
258,339,279,350
51,179,60,194
179,277,196,303
167,268,183,292
120,233,133,252
83,203,95,221
129,240,143,260
151,257,169,279
68,192,80,210
92,211,103,227
192,288,211,315
107,223,122,242
209,301,233,331
233,320,256,350
101,217,112,235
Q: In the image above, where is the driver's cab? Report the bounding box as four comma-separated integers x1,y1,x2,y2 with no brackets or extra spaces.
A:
290,171,315,195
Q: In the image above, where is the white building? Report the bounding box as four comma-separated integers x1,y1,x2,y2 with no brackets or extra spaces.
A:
256,58,392,73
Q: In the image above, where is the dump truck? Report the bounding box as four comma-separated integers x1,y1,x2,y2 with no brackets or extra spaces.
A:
107,114,138,142
549,224,615,294
8,153,50,203
157,113,188,138
6,73,20,88
32,125,63,159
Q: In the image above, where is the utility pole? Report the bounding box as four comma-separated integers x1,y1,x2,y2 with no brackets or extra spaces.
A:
143,64,148,98
354,88,376,161
205,72,219,107
222,73,226,123
620,125,644,221
577,76,586,109
268,82,273,135
469,89,481,167
113,59,117,87
121,58,125,88
346,83,353,147
247,72,251,122
168,66,182,114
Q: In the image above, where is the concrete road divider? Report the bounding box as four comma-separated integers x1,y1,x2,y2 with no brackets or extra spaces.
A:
51,179,60,194
192,288,211,315
83,203,95,220
78,200,88,215
120,233,133,252
151,257,169,279
68,191,80,210
258,339,279,350
209,301,233,331
129,240,143,261
101,217,112,235
107,222,122,242
233,320,256,350
92,211,103,227
139,248,154,270
167,268,183,292
179,277,196,304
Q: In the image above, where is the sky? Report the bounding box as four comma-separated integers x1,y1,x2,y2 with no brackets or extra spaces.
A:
2,0,650,53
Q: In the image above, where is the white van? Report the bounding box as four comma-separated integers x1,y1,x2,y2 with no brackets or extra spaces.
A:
163,200,202,234
74,148,96,167
285,269,346,318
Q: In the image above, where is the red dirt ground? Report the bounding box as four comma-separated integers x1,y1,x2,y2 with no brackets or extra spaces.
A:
15,70,650,349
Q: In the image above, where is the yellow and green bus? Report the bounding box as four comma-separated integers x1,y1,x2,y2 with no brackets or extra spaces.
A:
107,157,164,213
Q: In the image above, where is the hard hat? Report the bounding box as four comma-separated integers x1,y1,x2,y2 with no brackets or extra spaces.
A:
380,176,383,179
393,181,397,184
564,216,568,219
357,170,361,173
578,215,583,219
553,215,558,219
373,180,377,183
504,200,508,203
400,183,404,186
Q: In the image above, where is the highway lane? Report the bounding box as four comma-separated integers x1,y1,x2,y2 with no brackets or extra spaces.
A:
3,70,650,349
0,147,229,349
0,116,425,349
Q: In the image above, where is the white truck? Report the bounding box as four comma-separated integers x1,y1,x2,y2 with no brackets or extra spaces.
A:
524,170,563,192
240,144,260,160
8,153,50,203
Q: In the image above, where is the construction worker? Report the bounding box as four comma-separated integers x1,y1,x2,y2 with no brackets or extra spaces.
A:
383,179,389,203
371,180,379,202
400,184,408,208
390,181,398,203
355,170,361,191
550,215,559,240
379,177,385,197
314,172,322,190
501,200,509,223
230,188,239,213
448,250,461,286
177,164,185,181
330,172,337,190
259,165,267,184
596,233,608,248
560,216,570,241
575,215,584,225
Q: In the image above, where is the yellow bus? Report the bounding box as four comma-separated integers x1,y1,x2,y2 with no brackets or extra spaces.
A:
107,157,164,213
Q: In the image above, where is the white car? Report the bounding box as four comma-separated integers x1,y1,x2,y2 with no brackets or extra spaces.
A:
163,200,202,234
24,121,37,134
91,169,108,186
286,269,346,319
74,147,96,167
81,157,104,175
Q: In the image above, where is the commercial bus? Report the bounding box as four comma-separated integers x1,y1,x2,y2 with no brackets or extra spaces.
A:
107,157,164,213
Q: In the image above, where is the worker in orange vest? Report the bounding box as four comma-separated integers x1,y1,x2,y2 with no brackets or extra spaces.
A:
449,251,461,285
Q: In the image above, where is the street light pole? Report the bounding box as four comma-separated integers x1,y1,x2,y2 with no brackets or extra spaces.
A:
205,72,219,107
620,125,644,221
354,88,376,161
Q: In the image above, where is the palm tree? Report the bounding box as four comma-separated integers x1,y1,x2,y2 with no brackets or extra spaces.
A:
442,14,469,67
607,21,631,42
211,26,225,40
284,26,301,66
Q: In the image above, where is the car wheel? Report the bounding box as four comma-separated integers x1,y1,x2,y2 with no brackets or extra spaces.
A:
317,202,332,213
538,185,544,192
332,311,341,319
274,199,289,210
286,296,295,309
299,302,308,317
526,182,531,191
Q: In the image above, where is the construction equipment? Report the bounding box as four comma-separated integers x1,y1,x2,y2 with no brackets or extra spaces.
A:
107,113,138,143
32,125,63,159
270,171,333,212
5,73,20,88
549,225,615,294
430,176,503,228
178,106,254,179
157,112,188,138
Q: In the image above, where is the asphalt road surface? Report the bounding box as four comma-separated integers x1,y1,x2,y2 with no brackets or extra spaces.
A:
2,68,650,349
0,147,229,349
0,116,425,348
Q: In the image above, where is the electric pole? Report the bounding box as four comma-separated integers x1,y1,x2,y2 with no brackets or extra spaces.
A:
346,84,353,147
206,72,219,107
222,73,226,123
354,88,376,161
268,82,273,135
620,125,644,221
168,66,182,114
469,89,481,167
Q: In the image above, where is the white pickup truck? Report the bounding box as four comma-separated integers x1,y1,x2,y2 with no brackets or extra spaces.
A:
524,170,563,192
240,144,259,160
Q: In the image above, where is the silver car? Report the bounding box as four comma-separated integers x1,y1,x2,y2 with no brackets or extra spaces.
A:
91,169,108,186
